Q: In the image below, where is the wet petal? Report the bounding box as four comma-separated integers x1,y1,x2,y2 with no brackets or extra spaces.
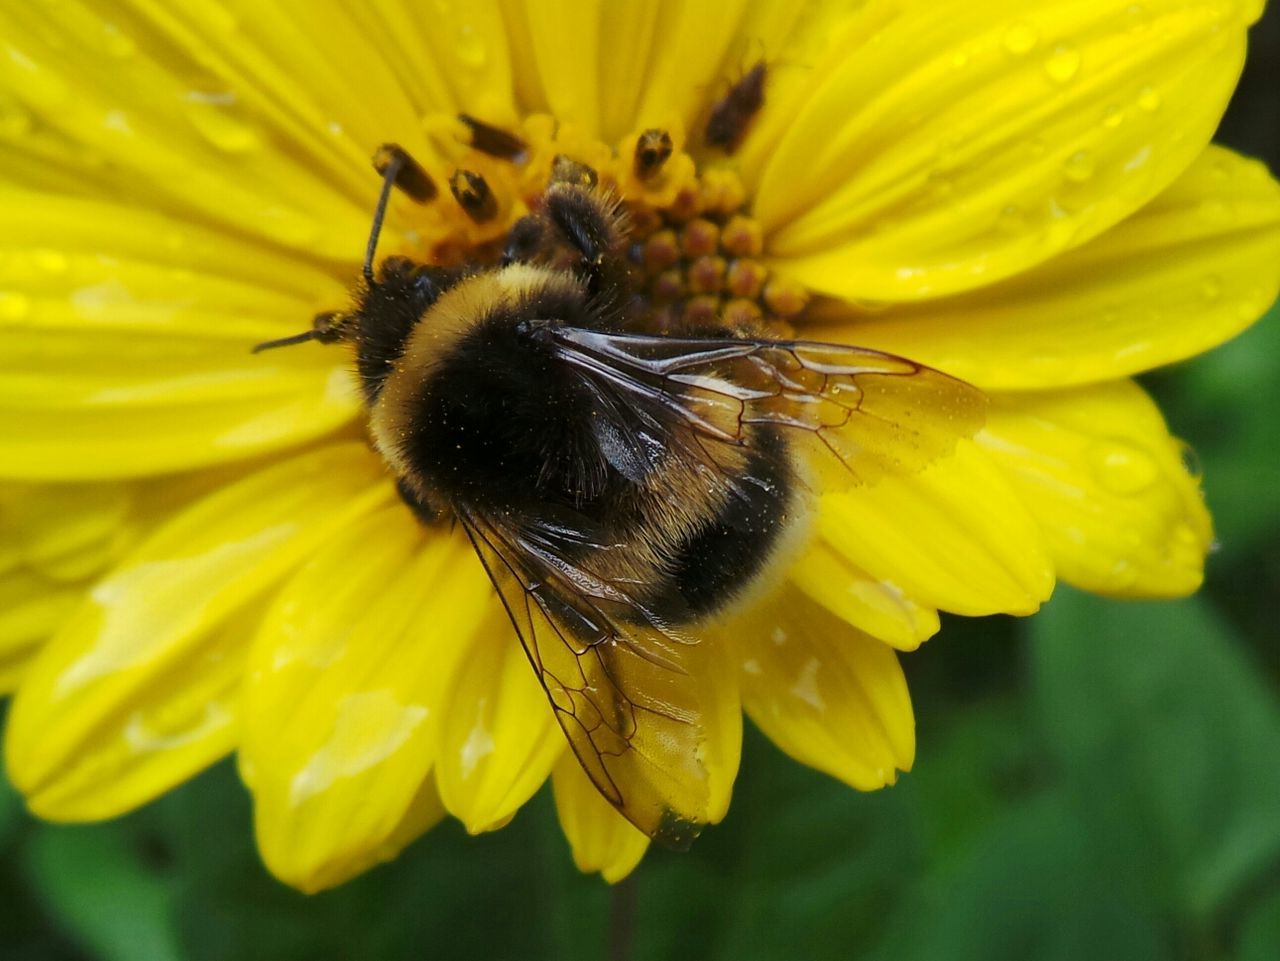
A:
736,584,914,790
434,605,565,834
979,381,1212,597
243,507,492,891
5,443,390,819
806,146,1280,390
747,0,1256,301
789,537,940,651
551,753,648,883
0,1,426,257
0,191,360,480
0,480,136,691
818,440,1055,617
499,0,753,143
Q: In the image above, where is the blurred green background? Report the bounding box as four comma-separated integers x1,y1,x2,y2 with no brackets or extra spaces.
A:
4,14,1279,961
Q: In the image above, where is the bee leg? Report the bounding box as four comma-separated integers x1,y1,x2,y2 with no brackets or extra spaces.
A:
395,477,446,525
251,310,353,353
502,215,545,265
542,184,627,297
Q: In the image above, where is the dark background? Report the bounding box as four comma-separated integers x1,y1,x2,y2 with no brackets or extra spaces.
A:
2,11,1278,961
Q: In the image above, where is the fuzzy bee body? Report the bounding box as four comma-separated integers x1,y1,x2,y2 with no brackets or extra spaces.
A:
257,147,986,847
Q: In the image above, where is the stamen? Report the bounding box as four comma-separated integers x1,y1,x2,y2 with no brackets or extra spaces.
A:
449,169,499,223
705,60,767,152
551,155,598,187
458,114,528,161
633,129,673,180
372,143,437,203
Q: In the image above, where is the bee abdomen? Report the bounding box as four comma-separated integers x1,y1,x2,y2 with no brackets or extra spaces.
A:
646,427,794,622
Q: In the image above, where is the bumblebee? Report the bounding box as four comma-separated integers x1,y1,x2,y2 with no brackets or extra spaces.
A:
257,144,985,847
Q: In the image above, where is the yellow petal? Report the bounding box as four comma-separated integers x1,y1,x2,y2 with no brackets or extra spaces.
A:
736,584,914,790
979,381,1212,597
551,753,649,884
0,191,360,479
748,0,1255,301
5,443,390,820
434,605,565,834
0,480,136,691
789,536,940,651
0,2,399,256
243,507,491,892
806,146,1280,390
687,632,743,825
818,440,1055,616
0,571,79,693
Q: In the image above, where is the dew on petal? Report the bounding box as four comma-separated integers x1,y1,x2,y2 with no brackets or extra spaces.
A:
287,691,429,806
455,24,487,68
0,291,32,319
33,249,69,274
1043,44,1081,84
1086,441,1159,495
100,22,136,60
1063,150,1096,183
1198,275,1223,302
1102,105,1124,129
1137,85,1162,112
184,94,261,154
1002,22,1039,55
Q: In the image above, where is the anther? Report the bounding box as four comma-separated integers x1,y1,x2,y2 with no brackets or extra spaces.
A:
721,215,764,258
372,144,437,203
683,295,721,327
550,154,598,187
458,114,528,162
688,255,727,294
763,277,811,318
449,169,499,223
633,129,674,180
705,60,766,153
726,259,767,299
680,219,720,258
722,298,764,332
643,229,681,271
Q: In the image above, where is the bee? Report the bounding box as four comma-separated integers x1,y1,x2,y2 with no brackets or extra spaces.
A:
704,59,767,152
256,143,985,847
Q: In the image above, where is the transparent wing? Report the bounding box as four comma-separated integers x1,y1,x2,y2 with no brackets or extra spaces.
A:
457,507,710,848
550,327,987,489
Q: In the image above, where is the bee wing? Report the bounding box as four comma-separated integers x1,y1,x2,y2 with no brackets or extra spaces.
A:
550,328,986,489
456,506,710,848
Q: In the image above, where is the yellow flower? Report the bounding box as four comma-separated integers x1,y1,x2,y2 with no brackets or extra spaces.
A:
1,0,1278,893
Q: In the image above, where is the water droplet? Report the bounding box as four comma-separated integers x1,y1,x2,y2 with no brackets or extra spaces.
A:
34,249,68,274
184,94,259,153
1043,44,1081,83
1102,104,1124,128
1198,199,1230,223
1063,150,1095,183
1198,275,1223,302
1088,441,1159,495
1003,22,1039,55
1137,85,1161,112
455,24,486,67
997,204,1026,233
101,22,136,59
0,291,31,319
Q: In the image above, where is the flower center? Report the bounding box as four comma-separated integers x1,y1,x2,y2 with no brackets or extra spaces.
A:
399,113,810,336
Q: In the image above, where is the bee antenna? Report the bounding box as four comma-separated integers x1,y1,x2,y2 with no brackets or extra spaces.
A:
251,330,319,354
364,149,405,285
